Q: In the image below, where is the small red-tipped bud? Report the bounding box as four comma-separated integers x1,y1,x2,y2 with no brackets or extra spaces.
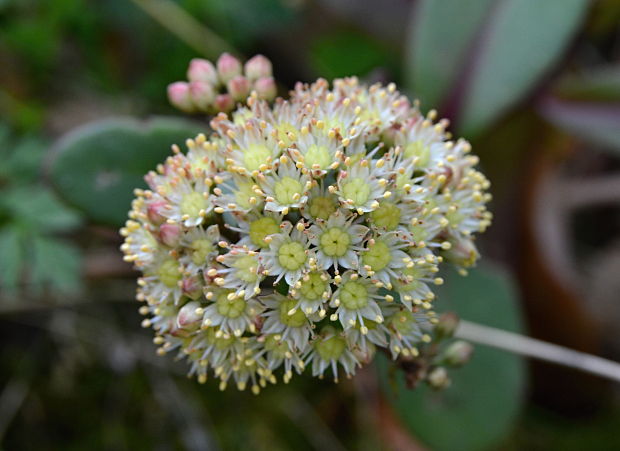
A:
159,223,181,247
176,301,202,329
146,200,167,225
189,81,215,111
187,58,218,85
244,54,272,81
227,75,250,101
254,77,277,101
181,276,202,299
167,82,194,113
214,93,234,113
442,340,474,367
216,53,242,84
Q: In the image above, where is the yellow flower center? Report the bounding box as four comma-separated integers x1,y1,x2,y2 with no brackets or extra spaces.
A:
340,280,368,310
362,241,391,272
249,217,280,248
391,310,416,334
342,178,371,206
320,227,351,257
278,241,307,270
276,122,298,147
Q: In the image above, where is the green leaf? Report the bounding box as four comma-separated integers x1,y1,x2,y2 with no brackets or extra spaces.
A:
50,116,206,227
0,225,24,291
459,0,589,136
405,0,494,109
310,30,393,80
3,187,82,232
406,0,589,136
378,264,526,451
30,235,82,294
554,65,620,102
540,99,620,155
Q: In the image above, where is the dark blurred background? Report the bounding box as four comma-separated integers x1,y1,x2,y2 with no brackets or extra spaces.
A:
1,0,620,449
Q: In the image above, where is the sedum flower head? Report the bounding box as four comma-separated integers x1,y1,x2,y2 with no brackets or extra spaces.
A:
122,67,492,394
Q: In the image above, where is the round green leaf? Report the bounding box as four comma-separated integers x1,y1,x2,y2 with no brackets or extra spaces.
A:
50,117,205,227
378,264,526,451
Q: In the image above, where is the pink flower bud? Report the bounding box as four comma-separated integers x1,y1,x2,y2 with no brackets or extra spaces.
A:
189,81,215,111
181,276,202,299
226,75,250,101
147,200,168,225
167,82,194,113
254,77,277,101
176,301,203,329
216,53,242,84
159,223,181,247
214,93,234,113
187,58,218,85
244,54,272,81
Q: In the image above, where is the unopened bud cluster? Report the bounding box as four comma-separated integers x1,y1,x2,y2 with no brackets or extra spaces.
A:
122,66,492,393
168,53,277,114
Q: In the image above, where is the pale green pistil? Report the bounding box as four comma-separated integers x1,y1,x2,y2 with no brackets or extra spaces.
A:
370,202,401,230
392,310,415,334
316,335,346,361
362,241,391,272
278,241,307,270
404,140,430,167
340,281,368,310
249,217,279,248
243,144,272,172
274,177,303,205
190,239,213,265
233,255,259,283
304,144,331,169
279,299,307,327
342,178,371,206
157,259,182,288
180,191,207,217
308,196,336,220
216,293,246,319
320,227,351,257
299,273,327,301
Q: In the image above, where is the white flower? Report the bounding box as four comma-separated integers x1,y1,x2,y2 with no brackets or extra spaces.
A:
201,289,264,337
330,271,385,333
305,326,359,382
308,210,367,272
259,221,314,286
260,293,313,351
257,156,312,214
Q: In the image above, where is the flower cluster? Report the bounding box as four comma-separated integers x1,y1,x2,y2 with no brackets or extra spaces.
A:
168,53,277,114
122,57,492,394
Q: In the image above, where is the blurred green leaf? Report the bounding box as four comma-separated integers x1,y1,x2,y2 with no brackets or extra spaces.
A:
406,0,494,109
3,187,82,232
0,225,24,291
540,98,620,155
406,0,589,136
30,235,81,294
554,65,620,102
378,264,526,451
50,117,205,227
459,0,589,136
310,30,392,80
